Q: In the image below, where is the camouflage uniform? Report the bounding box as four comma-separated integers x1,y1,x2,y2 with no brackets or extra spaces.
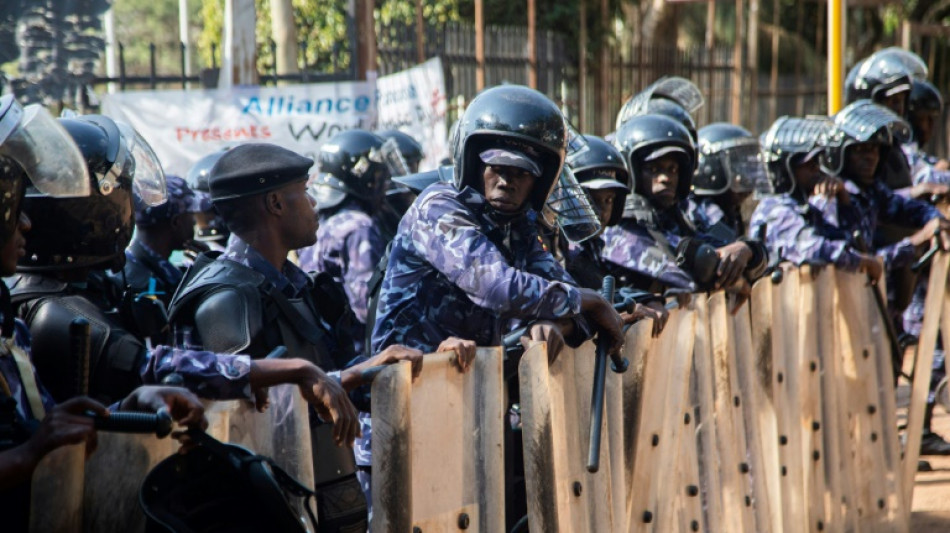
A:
600,219,696,293
748,194,865,271
842,179,939,270
122,240,184,307
685,196,726,229
0,319,57,422
371,182,591,354
297,199,386,355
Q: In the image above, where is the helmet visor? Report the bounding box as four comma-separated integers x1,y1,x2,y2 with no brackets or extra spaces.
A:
379,137,411,177
541,167,602,244
565,122,591,166
649,76,705,114
116,122,167,206
872,47,929,81
719,141,766,194
835,100,911,144
0,102,91,198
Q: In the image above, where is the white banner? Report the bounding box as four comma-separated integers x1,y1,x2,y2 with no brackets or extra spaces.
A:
101,59,448,178
102,81,376,178
375,57,449,171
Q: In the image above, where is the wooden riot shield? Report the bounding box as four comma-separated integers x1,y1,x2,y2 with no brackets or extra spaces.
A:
903,251,950,513
833,268,905,531
621,304,699,533
82,383,314,532
30,442,85,531
518,340,623,532
737,282,782,533
371,349,505,533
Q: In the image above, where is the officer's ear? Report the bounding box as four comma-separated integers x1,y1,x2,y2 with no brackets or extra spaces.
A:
264,190,284,216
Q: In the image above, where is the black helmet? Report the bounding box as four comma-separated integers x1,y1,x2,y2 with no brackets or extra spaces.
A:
759,116,832,195
377,130,424,172
693,123,766,196
909,79,944,114
452,85,567,212
845,48,925,104
568,135,630,226
615,76,704,133
186,149,229,194
820,100,911,177
141,431,317,533
613,114,696,201
314,129,391,210
20,115,166,272
0,96,92,248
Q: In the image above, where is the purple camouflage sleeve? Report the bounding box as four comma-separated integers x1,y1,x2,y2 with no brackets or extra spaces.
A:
142,345,253,401
342,221,386,324
408,194,583,321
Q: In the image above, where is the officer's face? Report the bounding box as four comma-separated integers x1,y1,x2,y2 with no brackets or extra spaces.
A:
641,154,680,209
482,164,536,213
912,109,939,146
845,142,881,186
0,211,29,276
792,156,823,194
588,188,618,227
878,91,908,118
279,180,318,248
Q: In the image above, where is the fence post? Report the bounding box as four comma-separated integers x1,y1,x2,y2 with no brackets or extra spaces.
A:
180,42,187,89
118,42,127,91
149,43,157,90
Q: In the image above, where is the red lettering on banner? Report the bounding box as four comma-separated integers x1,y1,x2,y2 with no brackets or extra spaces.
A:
174,123,274,143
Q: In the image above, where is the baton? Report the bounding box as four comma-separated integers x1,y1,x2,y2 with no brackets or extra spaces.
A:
911,226,942,273
88,408,173,438
587,276,629,473
70,318,91,397
852,231,907,381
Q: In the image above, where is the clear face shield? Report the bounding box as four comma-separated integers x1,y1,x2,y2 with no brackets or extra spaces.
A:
565,122,591,166
378,137,412,178
0,96,91,198
541,166,603,244
870,47,929,81
113,121,167,206
717,138,766,194
616,76,704,130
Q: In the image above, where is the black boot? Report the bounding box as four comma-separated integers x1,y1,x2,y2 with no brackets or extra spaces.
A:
920,402,950,456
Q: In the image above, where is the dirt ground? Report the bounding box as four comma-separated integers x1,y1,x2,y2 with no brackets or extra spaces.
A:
899,379,950,531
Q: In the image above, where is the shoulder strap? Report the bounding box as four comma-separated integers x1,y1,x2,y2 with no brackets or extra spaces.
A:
363,241,394,357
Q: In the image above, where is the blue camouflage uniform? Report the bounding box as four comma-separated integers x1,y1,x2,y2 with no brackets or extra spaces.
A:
297,199,386,355
843,179,939,269
748,194,866,270
0,319,57,422
685,196,726,228
600,219,695,293
371,182,592,354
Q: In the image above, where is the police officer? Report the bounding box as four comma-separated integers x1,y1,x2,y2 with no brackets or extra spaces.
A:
297,130,391,355
166,142,423,531
688,123,765,236
377,129,425,173
123,175,209,308
371,85,624,359
821,100,949,270
0,96,206,531
749,115,882,279
605,114,767,296
370,84,624,531
903,79,950,186
184,148,231,254
566,135,669,334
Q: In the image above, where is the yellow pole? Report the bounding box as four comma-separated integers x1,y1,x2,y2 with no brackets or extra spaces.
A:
827,0,845,114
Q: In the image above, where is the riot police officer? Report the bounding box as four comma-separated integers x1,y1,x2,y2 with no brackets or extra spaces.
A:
167,142,423,531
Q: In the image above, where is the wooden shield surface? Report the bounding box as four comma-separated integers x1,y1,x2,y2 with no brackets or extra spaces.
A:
82,383,314,532
30,443,85,532
371,348,504,533
519,340,623,532
622,305,698,533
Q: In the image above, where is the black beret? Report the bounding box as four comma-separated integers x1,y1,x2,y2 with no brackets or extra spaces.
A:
208,143,313,202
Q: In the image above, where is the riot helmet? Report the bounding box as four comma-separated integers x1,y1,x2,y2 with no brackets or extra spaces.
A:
615,76,704,133
377,130,424,173
613,114,696,203
820,99,911,178
693,123,766,196
908,79,944,145
186,148,228,194
568,135,630,226
759,115,832,195
185,148,230,243
0,95,93,248
845,48,925,105
452,85,567,212
20,115,167,272
314,129,392,210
